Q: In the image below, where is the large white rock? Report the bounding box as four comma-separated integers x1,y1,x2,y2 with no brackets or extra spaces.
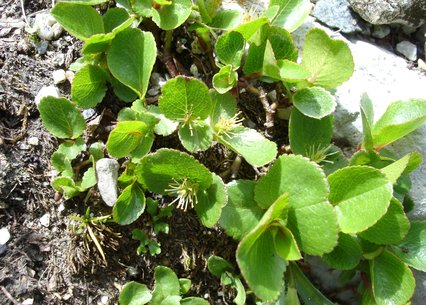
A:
96,158,119,207
293,19,426,303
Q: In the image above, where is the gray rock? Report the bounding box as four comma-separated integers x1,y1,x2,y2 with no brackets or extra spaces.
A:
348,0,426,28
372,24,391,38
313,0,367,33
396,41,418,61
96,158,119,207
34,85,60,105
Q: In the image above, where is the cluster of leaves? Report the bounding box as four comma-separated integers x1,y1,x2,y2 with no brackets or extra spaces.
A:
120,266,208,305
37,0,426,305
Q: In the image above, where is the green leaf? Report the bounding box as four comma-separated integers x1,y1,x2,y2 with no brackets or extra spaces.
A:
265,0,312,32
243,25,298,76
381,152,423,184
119,282,152,305
51,3,104,41
79,167,97,190
113,184,146,225
111,76,138,102
52,177,80,199
106,121,149,158
56,137,86,161
71,65,108,108
322,233,362,270
370,250,415,305
277,59,310,82
287,201,338,255
255,155,328,209
82,33,114,55
255,155,338,255
103,7,130,33
161,296,181,305
151,0,192,30
215,31,245,67
147,105,179,136
180,297,210,305
289,107,333,157
301,28,354,89
219,180,264,240
233,16,269,40
212,65,238,94
210,90,238,125
372,98,426,147
152,266,181,304
359,198,410,245
131,132,155,163
292,86,336,119
62,0,108,4
159,76,212,121
107,28,156,98
135,148,212,194
38,97,86,139
217,126,277,167
179,279,191,295
195,173,227,228
208,9,242,30
392,221,426,272
178,120,213,152
273,225,302,261
328,166,393,233
289,263,335,305
207,255,234,277
360,93,375,151
237,194,288,301
51,152,74,177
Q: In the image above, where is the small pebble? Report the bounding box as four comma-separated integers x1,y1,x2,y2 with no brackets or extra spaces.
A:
65,70,75,83
34,85,60,105
39,213,50,227
100,295,109,304
396,41,417,61
52,69,67,84
28,137,39,146
372,25,391,39
82,108,96,120
35,40,49,55
0,227,10,245
22,299,34,305
418,58,426,72
19,143,31,150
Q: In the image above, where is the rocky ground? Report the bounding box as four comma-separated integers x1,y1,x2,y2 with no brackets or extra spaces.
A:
0,0,425,304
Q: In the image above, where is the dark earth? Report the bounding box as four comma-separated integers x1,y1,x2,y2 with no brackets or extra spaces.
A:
0,1,425,305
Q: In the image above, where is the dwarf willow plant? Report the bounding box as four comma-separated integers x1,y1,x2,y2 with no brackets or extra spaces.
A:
36,0,426,305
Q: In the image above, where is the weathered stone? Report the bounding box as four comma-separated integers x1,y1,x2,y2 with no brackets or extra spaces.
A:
348,0,426,28
0,227,10,245
96,158,119,207
313,0,367,33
